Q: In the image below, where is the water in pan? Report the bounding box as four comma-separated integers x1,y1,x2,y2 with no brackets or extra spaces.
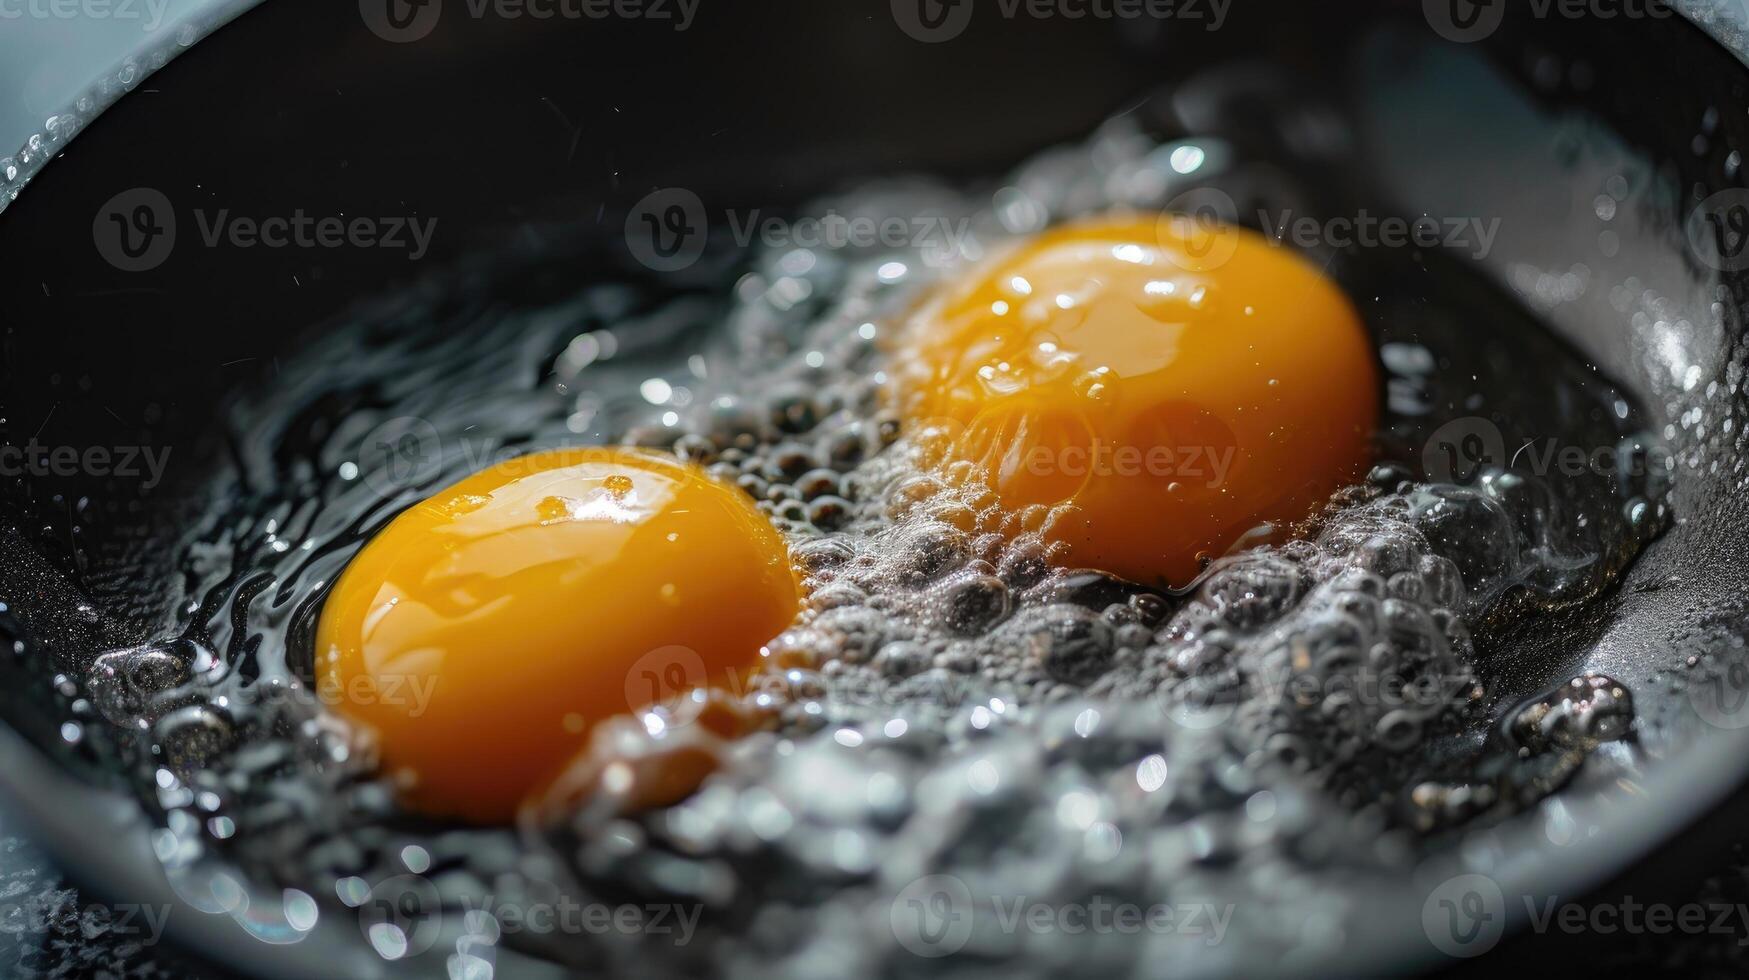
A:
55,80,1673,974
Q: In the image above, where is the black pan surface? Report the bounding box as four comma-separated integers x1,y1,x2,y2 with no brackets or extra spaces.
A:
3,2,1749,976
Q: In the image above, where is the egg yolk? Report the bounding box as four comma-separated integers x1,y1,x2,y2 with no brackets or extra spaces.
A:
315,447,799,823
900,214,1377,588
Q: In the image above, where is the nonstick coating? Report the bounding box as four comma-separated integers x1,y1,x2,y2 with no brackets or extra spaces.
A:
3,2,1749,976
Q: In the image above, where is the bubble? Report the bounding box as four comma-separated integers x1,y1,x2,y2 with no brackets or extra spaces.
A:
933,574,1011,635
89,641,198,725
1198,555,1305,633
1510,674,1635,752
153,705,235,775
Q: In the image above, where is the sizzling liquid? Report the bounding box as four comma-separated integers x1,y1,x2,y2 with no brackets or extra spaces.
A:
53,91,1673,973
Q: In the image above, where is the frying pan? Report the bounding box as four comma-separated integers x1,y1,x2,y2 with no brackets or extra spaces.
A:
3,1,1749,975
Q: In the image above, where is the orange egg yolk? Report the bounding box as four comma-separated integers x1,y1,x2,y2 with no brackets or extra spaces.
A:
900,214,1378,588
315,447,799,823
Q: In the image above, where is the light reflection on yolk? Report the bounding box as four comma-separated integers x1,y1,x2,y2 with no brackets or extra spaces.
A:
315,447,799,824
900,214,1378,588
